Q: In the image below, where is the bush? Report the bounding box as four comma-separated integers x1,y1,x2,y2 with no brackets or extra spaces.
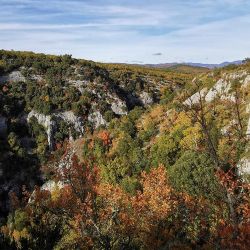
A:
168,151,224,200
104,110,115,122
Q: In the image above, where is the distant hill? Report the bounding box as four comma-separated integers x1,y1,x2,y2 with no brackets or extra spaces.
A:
142,60,243,69
185,60,243,69
112,62,210,74
166,64,210,74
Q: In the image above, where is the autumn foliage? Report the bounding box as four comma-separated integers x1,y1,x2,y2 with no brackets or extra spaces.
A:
1,48,250,250
3,153,249,249
216,169,250,249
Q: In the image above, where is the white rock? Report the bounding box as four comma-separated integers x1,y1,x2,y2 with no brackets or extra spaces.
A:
139,91,153,106
183,88,207,106
111,99,127,115
238,158,250,176
238,92,250,177
41,180,64,192
184,71,250,178
27,110,55,150
225,70,248,80
221,120,237,135
88,111,106,128
68,79,89,93
185,73,250,105
56,111,84,134
0,71,26,83
246,116,250,138
246,103,250,114
205,79,231,102
27,110,85,150
31,74,43,82
242,75,250,88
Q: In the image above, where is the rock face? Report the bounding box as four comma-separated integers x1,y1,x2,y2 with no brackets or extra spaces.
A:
236,101,250,177
56,111,85,134
184,71,250,178
88,111,106,129
205,79,231,102
0,116,7,137
183,88,207,106
31,74,43,82
27,110,85,150
238,73,250,177
0,71,26,83
239,115,250,176
31,148,76,201
238,158,250,177
139,92,154,106
27,110,55,150
246,116,250,138
220,120,237,136
184,72,250,106
243,75,250,88
224,70,248,80
68,79,89,93
111,99,128,115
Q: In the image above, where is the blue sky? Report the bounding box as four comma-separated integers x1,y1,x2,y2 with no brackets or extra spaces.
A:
0,0,250,63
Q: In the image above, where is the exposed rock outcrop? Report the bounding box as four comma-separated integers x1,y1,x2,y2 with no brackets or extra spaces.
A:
31,74,43,82
183,88,207,106
205,79,231,102
246,116,250,138
41,180,64,192
27,110,85,150
184,72,250,105
111,99,128,115
238,157,250,177
183,72,250,178
68,79,89,93
236,100,250,177
224,70,248,80
27,110,55,150
56,111,85,134
88,111,107,129
0,71,26,83
242,75,250,88
139,91,154,106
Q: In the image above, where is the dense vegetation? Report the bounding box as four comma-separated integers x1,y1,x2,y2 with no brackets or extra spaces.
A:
0,50,250,249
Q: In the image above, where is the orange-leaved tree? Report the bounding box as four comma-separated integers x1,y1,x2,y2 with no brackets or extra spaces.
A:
216,169,250,250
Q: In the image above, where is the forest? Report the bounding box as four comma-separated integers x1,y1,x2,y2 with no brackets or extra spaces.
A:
0,50,249,249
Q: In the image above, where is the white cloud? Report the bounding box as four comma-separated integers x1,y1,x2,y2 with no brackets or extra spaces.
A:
0,0,249,63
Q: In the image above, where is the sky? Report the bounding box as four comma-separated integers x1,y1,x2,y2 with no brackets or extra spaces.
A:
0,0,250,64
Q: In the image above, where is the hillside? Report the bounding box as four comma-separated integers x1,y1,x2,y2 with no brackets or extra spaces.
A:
0,49,194,216
167,64,210,74
0,51,250,249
